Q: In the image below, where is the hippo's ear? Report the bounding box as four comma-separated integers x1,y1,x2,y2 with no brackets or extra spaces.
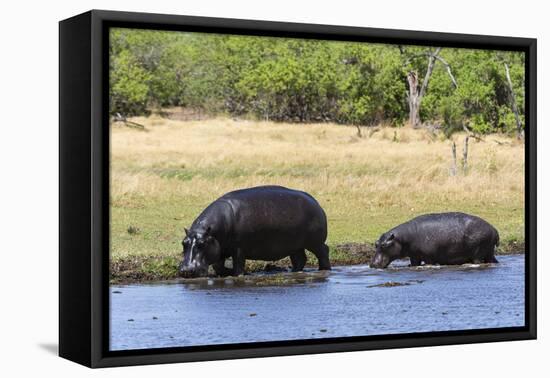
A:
184,227,189,236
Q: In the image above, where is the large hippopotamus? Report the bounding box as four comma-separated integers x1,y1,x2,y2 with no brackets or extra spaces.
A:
370,212,499,269
179,185,331,277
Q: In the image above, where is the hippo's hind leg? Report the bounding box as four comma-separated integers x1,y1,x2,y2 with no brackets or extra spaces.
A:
309,243,331,271
487,241,499,263
470,245,485,264
480,241,499,263
483,249,499,263
484,255,499,263
290,249,307,272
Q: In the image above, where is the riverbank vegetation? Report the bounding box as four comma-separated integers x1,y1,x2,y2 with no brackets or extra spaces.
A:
109,28,525,283
110,117,524,283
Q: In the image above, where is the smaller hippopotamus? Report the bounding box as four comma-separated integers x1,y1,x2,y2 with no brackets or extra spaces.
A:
370,212,499,269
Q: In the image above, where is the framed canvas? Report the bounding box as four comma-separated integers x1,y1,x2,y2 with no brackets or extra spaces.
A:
59,10,537,368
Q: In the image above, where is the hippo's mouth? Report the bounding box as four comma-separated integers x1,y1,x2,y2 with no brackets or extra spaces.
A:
370,254,391,269
179,265,209,278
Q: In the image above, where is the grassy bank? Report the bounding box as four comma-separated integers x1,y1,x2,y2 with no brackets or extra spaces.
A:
110,116,525,283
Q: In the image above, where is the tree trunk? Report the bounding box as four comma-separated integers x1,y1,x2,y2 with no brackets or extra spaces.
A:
406,48,440,129
407,71,420,128
504,63,523,139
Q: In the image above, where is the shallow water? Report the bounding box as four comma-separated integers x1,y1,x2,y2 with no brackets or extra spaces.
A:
110,254,525,351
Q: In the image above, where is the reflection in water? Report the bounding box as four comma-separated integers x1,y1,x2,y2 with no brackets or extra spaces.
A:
181,270,331,290
110,255,525,351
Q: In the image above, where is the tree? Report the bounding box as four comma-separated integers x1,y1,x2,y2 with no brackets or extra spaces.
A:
107,29,525,136
504,62,523,139
110,49,151,116
400,46,458,128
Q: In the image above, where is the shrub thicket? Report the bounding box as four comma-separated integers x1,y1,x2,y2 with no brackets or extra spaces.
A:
110,29,525,134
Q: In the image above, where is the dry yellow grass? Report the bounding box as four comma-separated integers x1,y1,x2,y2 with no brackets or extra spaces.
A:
110,116,524,280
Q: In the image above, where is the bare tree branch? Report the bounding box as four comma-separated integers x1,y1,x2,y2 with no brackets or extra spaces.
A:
450,141,457,176
112,112,147,131
402,52,428,66
356,124,363,138
368,127,381,137
418,47,441,100
434,55,458,88
492,139,512,146
462,136,469,174
462,124,484,142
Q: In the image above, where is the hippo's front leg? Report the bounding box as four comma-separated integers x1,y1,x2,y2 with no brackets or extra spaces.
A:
409,257,422,266
232,248,246,276
212,259,231,277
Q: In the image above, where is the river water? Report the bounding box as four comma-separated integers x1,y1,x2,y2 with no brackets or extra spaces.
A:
110,254,525,351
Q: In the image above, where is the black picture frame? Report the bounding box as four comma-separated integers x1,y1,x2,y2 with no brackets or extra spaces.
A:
59,9,537,368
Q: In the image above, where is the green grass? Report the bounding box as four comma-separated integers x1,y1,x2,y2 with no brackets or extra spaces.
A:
110,116,525,283
110,195,523,283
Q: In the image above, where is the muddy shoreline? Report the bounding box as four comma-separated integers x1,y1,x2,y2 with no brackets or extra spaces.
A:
110,240,524,284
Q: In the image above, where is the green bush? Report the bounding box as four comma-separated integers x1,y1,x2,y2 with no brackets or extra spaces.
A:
108,28,525,135
110,50,151,116
439,95,464,137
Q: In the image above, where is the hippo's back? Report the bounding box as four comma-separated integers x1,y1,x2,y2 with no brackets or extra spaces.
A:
221,185,325,225
222,185,318,205
405,212,499,251
410,212,496,234
220,186,327,257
